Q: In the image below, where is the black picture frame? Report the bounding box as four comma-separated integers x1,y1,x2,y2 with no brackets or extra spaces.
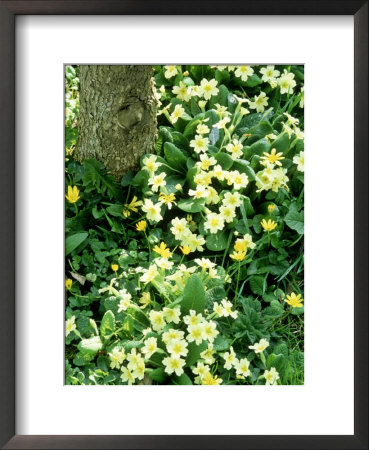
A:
0,1,367,449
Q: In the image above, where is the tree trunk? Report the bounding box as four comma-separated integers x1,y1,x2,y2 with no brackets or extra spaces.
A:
75,65,157,179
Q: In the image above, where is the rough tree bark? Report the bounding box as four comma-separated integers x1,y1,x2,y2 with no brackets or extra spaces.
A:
75,65,157,178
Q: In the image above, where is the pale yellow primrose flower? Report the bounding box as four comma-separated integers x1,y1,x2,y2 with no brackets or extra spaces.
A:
293,151,304,172
223,346,238,370
166,339,189,358
142,199,163,222
190,134,209,154
143,155,160,174
148,172,167,192
172,81,192,102
278,69,296,94
65,316,76,337
108,348,126,369
264,367,280,385
149,310,166,331
162,356,186,376
141,337,158,360
249,338,270,354
170,104,186,124
199,78,219,100
226,139,244,160
249,92,269,113
164,65,178,79
260,65,280,84
234,65,254,82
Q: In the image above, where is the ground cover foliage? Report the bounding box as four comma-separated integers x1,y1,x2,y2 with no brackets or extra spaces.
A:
65,64,304,385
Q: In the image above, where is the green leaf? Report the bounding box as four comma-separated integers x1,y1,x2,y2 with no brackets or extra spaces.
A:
262,306,284,319
148,367,167,383
245,74,263,87
249,276,264,296
164,142,187,171
77,336,102,356
106,204,124,217
274,343,288,358
100,310,115,341
266,353,287,373
242,196,255,216
273,132,290,153
65,232,88,256
213,335,231,352
244,138,270,159
181,274,206,315
206,230,228,251
284,209,304,234
178,198,205,213
291,351,304,368
214,152,234,170
172,373,193,385
132,170,149,190
186,341,207,366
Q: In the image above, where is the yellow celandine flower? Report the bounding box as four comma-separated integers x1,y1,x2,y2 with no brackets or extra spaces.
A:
268,204,276,213
153,242,171,259
111,264,119,272
124,196,143,216
261,218,278,232
284,292,304,308
234,240,246,252
180,245,191,255
260,148,285,167
230,250,247,262
201,372,223,385
65,278,73,290
158,192,176,209
65,185,80,203
136,220,147,232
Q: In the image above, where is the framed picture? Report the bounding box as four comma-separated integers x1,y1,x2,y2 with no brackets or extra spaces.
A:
0,1,367,449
